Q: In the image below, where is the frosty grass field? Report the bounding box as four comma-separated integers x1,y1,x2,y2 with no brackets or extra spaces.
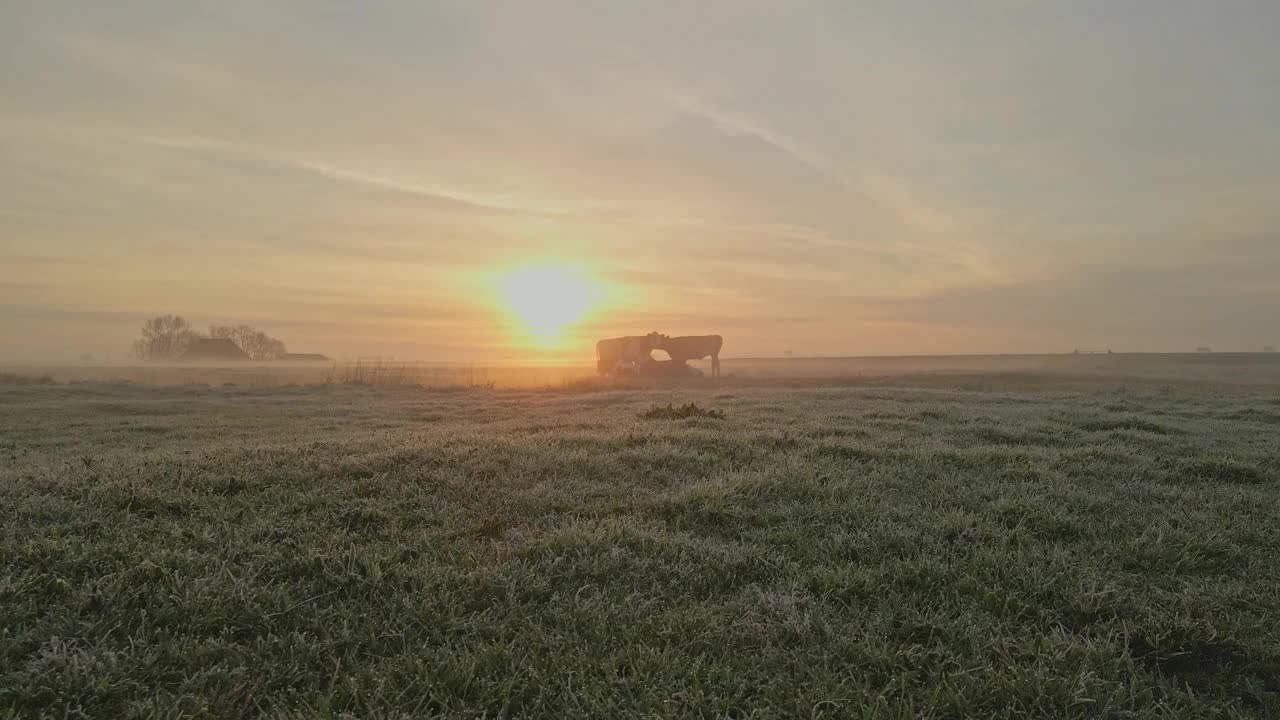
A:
2,354,1279,718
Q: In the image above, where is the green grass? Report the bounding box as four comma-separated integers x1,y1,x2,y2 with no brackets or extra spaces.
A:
2,376,1279,718
0,372,54,385
640,402,727,421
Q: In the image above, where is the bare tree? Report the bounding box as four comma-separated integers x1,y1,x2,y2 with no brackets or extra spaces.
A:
265,337,287,359
209,324,288,361
130,315,198,360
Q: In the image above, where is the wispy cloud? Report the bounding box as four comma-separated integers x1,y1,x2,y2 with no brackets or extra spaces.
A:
126,133,579,218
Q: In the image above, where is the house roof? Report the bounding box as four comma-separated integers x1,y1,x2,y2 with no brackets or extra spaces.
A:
279,353,330,362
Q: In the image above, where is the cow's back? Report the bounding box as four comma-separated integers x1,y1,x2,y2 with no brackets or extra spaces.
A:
666,335,723,359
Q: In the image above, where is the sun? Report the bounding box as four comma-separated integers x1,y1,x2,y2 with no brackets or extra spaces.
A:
497,263,601,345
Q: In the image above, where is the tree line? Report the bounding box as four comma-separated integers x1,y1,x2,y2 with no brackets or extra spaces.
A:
130,315,288,361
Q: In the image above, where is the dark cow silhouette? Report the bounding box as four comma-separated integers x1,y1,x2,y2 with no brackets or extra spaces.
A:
595,334,661,375
661,335,723,377
596,333,724,378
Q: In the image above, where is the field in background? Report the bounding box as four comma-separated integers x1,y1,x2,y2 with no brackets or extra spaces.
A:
7,351,1280,389
0,360,595,389
3,367,1279,717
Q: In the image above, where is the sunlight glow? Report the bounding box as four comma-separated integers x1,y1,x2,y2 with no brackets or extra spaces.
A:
497,263,602,347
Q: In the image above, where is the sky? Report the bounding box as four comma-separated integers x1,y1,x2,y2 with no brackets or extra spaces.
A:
2,0,1278,362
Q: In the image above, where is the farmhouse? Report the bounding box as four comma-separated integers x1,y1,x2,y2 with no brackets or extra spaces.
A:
177,338,251,362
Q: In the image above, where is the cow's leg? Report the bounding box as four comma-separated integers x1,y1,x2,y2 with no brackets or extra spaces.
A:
712,352,720,377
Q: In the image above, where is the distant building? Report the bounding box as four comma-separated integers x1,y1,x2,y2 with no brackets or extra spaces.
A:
178,338,251,362
1196,346,1213,353
1265,346,1276,353
279,353,331,362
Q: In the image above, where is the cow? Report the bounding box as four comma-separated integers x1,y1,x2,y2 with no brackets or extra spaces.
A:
595,334,663,376
595,336,628,375
659,335,723,377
